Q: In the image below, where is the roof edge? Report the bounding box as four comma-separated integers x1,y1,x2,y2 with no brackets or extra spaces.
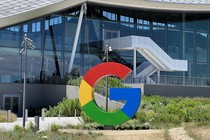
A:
0,0,86,29
87,0,210,13
2,0,210,29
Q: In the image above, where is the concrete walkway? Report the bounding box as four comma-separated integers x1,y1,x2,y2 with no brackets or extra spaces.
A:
0,117,82,131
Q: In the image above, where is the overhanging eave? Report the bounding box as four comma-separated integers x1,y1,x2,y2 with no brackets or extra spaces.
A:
0,0,85,29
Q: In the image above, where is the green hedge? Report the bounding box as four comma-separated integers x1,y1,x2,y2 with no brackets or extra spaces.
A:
45,98,81,117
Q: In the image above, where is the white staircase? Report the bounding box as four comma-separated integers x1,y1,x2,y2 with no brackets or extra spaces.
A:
136,61,157,84
103,35,188,83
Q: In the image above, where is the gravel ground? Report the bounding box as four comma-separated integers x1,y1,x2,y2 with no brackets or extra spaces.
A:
2,119,208,140
192,127,210,140
169,127,193,140
0,117,82,131
60,127,198,140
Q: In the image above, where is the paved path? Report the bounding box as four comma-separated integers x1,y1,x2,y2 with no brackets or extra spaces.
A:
169,127,193,140
0,117,82,131
60,129,166,140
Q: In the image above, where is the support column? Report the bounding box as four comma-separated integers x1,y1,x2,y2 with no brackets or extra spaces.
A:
157,70,160,84
133,48,137,78
182,13,187,86
68,3,87,73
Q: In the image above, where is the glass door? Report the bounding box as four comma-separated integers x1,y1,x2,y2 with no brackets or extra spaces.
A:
102,29,120,40
3,94,21,115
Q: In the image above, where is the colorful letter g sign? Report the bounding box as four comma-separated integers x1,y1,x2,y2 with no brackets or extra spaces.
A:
79,62,141,125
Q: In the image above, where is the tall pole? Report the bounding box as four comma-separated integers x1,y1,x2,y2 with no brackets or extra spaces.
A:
23,35,27,127
106,49,109,112
20,34,35,127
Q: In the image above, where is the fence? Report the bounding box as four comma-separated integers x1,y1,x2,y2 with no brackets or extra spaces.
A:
124,75,210,87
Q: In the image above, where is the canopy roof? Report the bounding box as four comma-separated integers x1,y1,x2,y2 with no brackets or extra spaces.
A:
149,0,210,5
1,0,210,29
0,0,65,19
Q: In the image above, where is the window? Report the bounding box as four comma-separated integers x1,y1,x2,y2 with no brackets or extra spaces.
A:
196,32,208,62
168,29,181,59
137,19,150,25
183,31,195,61
120,15,134,23
32,22,41,32
103,11,117,21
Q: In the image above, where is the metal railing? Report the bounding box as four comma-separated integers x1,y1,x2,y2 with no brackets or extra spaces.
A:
9,74,210,87
124,75,210,87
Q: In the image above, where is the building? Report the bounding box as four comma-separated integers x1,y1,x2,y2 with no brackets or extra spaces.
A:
0,0,210,116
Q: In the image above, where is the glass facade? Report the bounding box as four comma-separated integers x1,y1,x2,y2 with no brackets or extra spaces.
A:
0,5,210,85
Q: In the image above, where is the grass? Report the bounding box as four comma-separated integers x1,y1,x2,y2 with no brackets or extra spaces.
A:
0,110,17,122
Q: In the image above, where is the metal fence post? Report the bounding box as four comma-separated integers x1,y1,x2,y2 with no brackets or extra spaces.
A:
7,110,11,122
58,108,60,120
74,109,77,118
41,108,45,121
34,116,39,131
25,109,28,122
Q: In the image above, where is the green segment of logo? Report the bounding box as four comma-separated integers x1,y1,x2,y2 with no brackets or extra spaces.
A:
82,100,130,125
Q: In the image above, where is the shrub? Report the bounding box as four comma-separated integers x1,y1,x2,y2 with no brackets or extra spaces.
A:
136,96,210,128
28,122,36,132
67,77,82,86
45,98,82,117
13,125,26,132
28,107,41,117
0,110,17,122
67,76,128,93
80,111,93,123
51,123,60,132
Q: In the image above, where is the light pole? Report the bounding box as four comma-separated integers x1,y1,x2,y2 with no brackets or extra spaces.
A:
19,34,35,127
104,45,112,112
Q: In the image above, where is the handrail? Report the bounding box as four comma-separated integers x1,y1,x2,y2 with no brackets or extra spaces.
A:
104,35,188,72
124,75,210,87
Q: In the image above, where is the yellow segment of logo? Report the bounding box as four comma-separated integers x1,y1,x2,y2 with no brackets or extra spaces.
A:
79,79,94,107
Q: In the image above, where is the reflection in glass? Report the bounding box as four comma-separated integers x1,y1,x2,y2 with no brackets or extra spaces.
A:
184,14,196,30
13,97,19,114
196,32,208,62
64,52,83,76
152,13,166,27
167,13,182,29
44,51,63,79
197,14,209,31
44,16,63,51
0,48,20,83
152,27,166,51
136,25,151,37
23,19,42,49
65,17,78,52
103,11,117,21
168,29,181,59
26,50,42,82
102,21,119,40
183,31,195,61
120,23,135,37
5,97,11,110
196,63,209,85
0,26,19,48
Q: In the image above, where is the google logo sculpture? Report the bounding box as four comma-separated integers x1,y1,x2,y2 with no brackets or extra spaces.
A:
79,62,141,125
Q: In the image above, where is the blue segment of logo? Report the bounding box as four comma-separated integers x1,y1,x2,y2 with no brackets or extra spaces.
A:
110,88,141,118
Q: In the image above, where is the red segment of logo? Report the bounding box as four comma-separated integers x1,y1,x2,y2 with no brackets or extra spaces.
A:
83,62,132,87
